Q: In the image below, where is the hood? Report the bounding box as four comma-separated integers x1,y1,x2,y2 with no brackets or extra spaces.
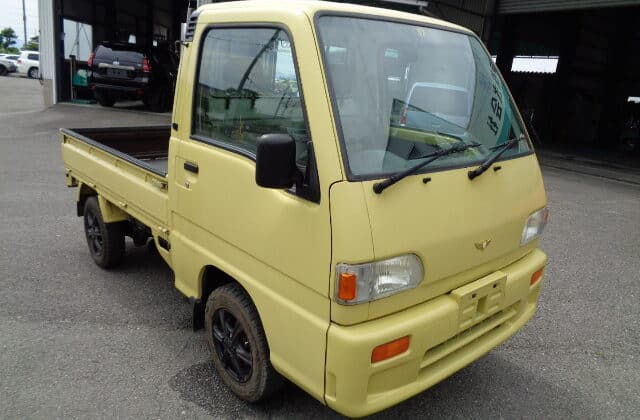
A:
360,154,546,320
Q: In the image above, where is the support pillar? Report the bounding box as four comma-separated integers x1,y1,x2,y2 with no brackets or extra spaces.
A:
38,0,58,106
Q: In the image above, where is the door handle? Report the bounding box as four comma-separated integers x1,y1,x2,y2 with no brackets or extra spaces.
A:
184,161,199,174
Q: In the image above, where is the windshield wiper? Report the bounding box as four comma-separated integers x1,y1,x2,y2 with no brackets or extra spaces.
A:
373,142,481,194
467,134,526,180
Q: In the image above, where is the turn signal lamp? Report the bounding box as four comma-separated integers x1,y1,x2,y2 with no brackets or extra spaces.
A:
338,272,357,301
531,268,544,286
371,336,410,363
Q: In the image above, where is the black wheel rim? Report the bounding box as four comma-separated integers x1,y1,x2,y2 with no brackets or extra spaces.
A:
212,308,253,383
84,210,104,256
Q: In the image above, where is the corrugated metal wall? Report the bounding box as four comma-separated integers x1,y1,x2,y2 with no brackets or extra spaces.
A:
60,0,178,46
426,0,496,40
334,0,497,39
38,0,57,105
498,0,640,14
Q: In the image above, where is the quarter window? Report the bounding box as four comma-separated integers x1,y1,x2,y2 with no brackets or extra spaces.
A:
193,28,308,161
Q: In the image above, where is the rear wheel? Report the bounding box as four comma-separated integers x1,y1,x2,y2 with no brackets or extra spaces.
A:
83,196,125,268
27,67,39,79
148,89,169,113
205,283,283,402
96,93,115,107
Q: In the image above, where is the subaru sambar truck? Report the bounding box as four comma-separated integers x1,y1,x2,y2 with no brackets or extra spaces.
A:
61,1,549,417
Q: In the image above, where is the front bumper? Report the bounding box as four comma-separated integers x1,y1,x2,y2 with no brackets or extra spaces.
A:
325,249,547,417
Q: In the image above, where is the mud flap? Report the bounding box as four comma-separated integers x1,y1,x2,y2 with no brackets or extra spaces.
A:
192,299,205,331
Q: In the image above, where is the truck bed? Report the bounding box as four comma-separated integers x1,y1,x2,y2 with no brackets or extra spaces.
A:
61,125,171,230
61,126,170,175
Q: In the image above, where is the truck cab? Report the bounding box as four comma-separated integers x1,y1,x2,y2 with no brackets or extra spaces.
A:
61,1,548,417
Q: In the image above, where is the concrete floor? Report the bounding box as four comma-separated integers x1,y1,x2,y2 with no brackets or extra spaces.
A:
1,76,639,419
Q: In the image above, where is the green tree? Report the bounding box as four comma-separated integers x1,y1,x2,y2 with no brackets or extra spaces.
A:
24,35,39,51
0,27,18,50
0,46,19,54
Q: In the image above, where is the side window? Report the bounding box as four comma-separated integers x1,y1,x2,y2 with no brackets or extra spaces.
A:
28,54,39,61
193,28,308,163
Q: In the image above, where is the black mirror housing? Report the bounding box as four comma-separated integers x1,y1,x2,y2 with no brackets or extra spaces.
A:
255,134,296,189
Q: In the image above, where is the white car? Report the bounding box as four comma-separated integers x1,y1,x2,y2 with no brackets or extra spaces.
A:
3,54,20,63
16,51,40,78
0,54,19,76
402,82,472,129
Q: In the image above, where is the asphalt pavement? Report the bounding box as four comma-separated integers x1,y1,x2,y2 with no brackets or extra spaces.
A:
1,76,639,419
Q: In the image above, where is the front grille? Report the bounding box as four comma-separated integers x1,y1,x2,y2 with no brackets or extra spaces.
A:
420,302,519,370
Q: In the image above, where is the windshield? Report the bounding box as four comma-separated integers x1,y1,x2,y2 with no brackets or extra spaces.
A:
317,16,531,178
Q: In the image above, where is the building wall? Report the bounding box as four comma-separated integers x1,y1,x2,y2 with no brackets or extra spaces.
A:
498,0,640,14
39,0,57,106
427,0,497,41
40,0,498,105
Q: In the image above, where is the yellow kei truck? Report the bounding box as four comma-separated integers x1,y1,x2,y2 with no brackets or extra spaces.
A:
61,1,549,417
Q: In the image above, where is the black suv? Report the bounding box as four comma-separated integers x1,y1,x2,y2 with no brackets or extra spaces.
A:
88,42,177,112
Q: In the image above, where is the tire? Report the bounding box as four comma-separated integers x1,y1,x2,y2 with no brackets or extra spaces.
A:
96,93,115,107
148,89,168,113
205,283,283,402
0,66,7,76
83,196,125,268
27,67,39,79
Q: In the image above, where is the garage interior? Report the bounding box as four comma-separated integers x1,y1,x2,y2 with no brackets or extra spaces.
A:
39,0,640,164
492,1,640,164
52,0,189,104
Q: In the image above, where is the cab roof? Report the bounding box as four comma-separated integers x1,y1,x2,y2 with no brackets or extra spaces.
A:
196,0,473,35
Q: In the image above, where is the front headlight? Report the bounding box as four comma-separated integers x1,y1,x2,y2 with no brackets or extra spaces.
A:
521,207,549,246
335,254,424,305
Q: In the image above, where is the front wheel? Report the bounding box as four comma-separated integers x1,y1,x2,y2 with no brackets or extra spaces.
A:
205,283,283,402
0,66,8,76
83,196,125,268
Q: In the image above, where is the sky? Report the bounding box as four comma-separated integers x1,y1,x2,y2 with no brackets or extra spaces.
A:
0,0,39,48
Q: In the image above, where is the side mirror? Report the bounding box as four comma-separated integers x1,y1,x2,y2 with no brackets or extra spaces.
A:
255,134,296,189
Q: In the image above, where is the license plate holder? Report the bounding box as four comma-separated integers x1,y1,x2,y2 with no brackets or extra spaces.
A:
451,272,506,331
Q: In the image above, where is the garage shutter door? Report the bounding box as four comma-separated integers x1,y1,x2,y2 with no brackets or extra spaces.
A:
498,0,640,14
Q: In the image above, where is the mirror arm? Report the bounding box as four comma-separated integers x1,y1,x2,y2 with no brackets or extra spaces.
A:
293,142,320,203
